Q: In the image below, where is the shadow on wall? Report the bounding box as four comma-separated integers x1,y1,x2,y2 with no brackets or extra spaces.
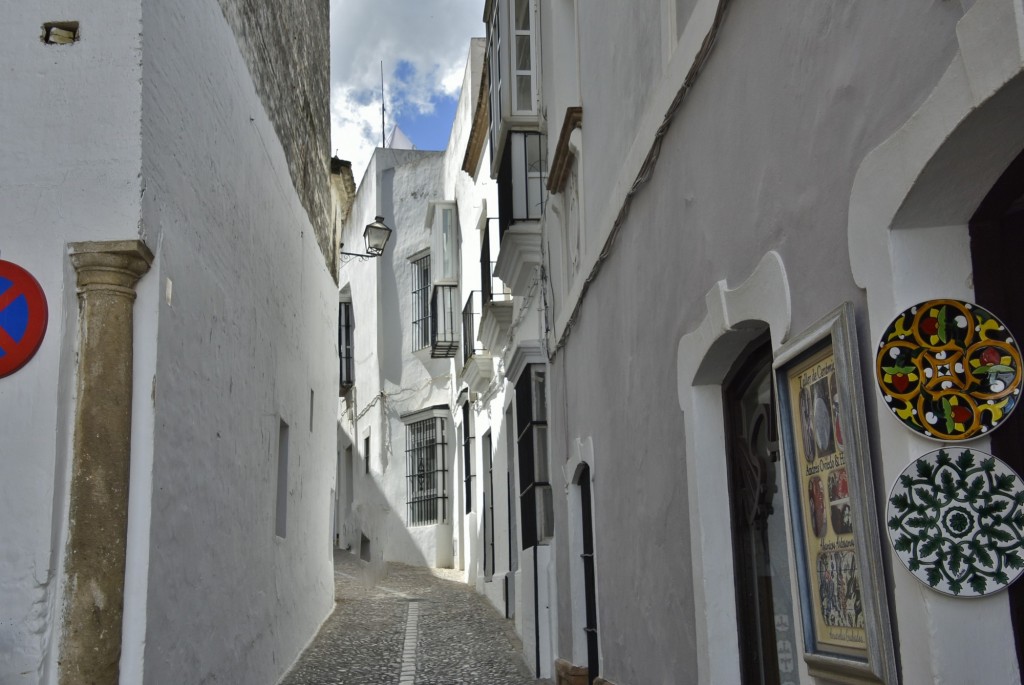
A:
335,431,435,583
378,167,405,388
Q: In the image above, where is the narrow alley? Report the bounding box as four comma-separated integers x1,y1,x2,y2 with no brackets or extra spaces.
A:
280,551,546,685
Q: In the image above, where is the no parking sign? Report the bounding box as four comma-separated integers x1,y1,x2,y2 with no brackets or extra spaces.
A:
0,259,48,378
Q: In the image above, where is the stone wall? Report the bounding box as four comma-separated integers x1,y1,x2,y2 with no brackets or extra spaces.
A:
217,0,333,266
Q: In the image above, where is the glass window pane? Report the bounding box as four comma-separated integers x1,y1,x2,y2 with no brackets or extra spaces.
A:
441,208,457,280
526,177,542,218
537,484,554,541
532,369,546,420
412,256,431,350
533,425,548,482
516,35,531,71
526,133,544,173
515,0,530,30
516,75,532,113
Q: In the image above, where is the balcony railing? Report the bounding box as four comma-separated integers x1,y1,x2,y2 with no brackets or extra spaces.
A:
483,261,512,304
463,291,486,364
431,284,460,358
481,218,512,303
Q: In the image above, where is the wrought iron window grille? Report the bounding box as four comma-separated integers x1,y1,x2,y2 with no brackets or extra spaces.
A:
411,255,431,351
406,416,448,526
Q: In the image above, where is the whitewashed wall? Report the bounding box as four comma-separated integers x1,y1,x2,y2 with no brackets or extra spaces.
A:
138,1,337,683
0,4,145,683
0,1,336,683
340,149,456,570
539,0,1013,683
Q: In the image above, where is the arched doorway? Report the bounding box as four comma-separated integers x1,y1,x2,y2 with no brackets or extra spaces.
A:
723,338,795,684
846,3,1024,680
969,150,1024,674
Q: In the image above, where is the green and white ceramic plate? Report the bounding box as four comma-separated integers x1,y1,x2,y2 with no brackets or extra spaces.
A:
887,448,1024,597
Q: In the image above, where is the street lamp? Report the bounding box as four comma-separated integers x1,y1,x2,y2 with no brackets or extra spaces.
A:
341,216,392,259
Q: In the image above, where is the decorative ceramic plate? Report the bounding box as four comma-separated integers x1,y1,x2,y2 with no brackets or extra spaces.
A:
887,448,1024,597
875,299,1022,441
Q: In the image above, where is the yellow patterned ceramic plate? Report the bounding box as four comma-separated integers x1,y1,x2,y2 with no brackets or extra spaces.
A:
875,299,1021,441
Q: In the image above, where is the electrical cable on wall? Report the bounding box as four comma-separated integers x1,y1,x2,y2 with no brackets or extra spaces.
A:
551,0,731,356
345,373,453,472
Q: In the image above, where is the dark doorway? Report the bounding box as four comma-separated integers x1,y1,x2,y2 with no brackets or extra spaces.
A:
578,464,599,684
484,431,495,581
969,149,1024,676
723,338,795,684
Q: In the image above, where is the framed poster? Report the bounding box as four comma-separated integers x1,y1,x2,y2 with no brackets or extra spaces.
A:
773,304,897,684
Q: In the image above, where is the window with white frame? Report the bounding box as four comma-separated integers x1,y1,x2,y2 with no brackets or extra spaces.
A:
428,204,460,358
430,203,459,283
411,254,431,350
487,1,504,154
406,414,449,525
510,131,547,221
487,0,539,157
511,0,537,115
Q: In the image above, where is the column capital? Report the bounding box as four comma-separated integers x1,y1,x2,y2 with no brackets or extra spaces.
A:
69,240,154,293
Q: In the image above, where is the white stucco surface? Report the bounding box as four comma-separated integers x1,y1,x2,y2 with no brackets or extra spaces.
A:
1,1,338,683
846,1,1024,680
538,0,982,679
0,5,144,682
138,1,337,682
339,149,457,571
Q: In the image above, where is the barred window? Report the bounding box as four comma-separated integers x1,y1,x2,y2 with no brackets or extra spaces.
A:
412,255,431,350
339,301,354,389
406,416,448,525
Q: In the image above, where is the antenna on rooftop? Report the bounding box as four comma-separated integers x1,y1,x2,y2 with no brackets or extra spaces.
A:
381,61,386,148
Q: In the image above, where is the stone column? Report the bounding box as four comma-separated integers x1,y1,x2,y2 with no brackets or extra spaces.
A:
60,240,153,685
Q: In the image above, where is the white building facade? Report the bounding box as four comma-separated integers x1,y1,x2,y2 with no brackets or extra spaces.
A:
0,2,340,683
337,0,1024,683
478,0,1024,684
334,39,532,631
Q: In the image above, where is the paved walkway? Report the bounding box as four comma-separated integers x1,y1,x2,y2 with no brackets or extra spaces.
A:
280,550,545,685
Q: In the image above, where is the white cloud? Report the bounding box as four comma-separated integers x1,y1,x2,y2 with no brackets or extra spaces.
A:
329,0,483,182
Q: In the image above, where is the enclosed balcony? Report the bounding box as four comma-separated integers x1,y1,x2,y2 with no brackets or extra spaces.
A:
478,219,515,353
462,291,494,393
463,291,485,364
496,132,547,239
487,0,541,169
431,284,460,358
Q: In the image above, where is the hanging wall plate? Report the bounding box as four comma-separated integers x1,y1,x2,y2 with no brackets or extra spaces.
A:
875,299,1022,441
887,448,1024,597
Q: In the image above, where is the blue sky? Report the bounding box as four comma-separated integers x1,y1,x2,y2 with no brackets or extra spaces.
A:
395,93,459,151
391,60,460,151
329,1,482,183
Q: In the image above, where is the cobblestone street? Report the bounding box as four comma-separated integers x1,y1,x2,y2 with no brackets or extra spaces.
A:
281,551,547,685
